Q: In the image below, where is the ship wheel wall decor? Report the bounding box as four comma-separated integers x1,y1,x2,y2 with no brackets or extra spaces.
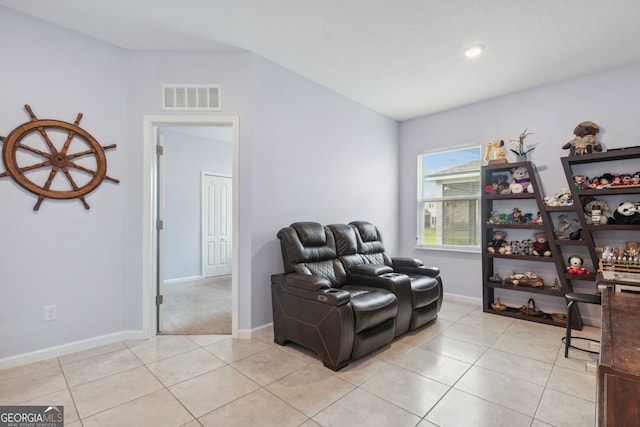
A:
0,105,119,210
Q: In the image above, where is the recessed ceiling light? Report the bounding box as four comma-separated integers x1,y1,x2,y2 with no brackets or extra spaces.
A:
465,45,484,58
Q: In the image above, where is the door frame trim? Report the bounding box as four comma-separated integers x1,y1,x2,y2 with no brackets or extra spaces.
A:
142,115,239,339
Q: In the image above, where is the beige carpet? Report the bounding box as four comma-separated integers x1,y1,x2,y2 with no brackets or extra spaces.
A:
160,275,231,335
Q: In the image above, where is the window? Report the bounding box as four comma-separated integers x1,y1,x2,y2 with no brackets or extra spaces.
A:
417,145,481,251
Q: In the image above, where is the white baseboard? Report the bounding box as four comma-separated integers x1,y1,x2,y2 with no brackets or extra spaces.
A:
238,322,273,339
0,330,147,371
163,275,203,285
0,324,274,370
443,292,482,305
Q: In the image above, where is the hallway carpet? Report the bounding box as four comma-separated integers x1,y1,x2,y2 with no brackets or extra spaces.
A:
161,275,231,335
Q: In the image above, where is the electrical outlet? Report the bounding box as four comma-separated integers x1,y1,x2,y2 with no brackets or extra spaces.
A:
44,305,56,321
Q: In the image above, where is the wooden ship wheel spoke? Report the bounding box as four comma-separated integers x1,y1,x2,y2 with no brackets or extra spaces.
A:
0,104,119,210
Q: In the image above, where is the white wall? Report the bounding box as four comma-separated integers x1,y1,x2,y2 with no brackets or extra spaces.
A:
0,9,129,358
162,129,232,280
400,62,640,321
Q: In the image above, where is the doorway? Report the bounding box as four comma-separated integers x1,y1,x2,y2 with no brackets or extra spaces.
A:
142,115,239,339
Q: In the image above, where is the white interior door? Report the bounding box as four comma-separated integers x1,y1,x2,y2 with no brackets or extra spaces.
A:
202,173,232,277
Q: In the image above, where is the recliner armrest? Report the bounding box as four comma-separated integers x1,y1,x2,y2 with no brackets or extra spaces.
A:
392,257,440,277
275,273,350,306
347,269,411,293
350,264,394,277
316,288,351,306
284,273,332,291
392,257,424,268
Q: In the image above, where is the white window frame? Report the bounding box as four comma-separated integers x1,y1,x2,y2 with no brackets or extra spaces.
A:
416,144,481,253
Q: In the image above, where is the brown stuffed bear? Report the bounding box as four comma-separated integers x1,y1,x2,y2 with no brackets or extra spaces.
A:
562,121,603,156
487,230,508,254
531,232,551,256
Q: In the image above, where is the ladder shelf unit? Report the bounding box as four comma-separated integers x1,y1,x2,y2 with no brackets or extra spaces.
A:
560,147,640,291
481,161,583,329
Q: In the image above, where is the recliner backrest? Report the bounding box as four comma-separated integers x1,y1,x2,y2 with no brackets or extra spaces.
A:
276,221,348,286
327,223,364,270
349,221,393,266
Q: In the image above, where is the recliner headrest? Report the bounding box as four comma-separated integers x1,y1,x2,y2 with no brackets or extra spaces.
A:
349,220,386,256
350,221,379,243
291,222,326,247
327,224,358,256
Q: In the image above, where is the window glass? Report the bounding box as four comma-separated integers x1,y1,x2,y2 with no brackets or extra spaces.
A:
418,145,481,249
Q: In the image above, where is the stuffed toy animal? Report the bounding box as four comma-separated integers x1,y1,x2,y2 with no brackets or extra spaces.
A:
567,256,588,275
562,121,603,156
613,202,640,225
590,173,613,189
487,230,508,253
484,139,506,163
582,196,614,224
504,272,544,287
572,174,590,190
511,208,524,223
487,173,510,194
544,188,572,206
531,232,551,256
555,215,582,240
509,166,533,193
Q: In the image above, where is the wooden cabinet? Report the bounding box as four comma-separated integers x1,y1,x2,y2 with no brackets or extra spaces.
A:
481,161,582,328
598,289,640,426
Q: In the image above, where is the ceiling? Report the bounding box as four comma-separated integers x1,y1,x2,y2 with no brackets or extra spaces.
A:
2,0,640,121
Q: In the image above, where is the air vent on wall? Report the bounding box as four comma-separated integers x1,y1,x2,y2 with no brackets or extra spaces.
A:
162,85,221,111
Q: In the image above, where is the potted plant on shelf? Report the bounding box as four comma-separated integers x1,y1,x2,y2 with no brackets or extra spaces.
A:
509,129,535,162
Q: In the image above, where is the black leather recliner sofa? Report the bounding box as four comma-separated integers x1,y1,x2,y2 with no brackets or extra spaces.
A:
271,221,443,370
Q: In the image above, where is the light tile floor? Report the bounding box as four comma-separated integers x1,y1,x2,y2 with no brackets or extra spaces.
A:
0,297,600,426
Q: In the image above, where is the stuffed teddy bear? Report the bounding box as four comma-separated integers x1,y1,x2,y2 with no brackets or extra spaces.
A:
582,196,614,225
487,230,508,254
562,121,603,156
509,166,533,193
531,232,551,256
613,202,640,225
